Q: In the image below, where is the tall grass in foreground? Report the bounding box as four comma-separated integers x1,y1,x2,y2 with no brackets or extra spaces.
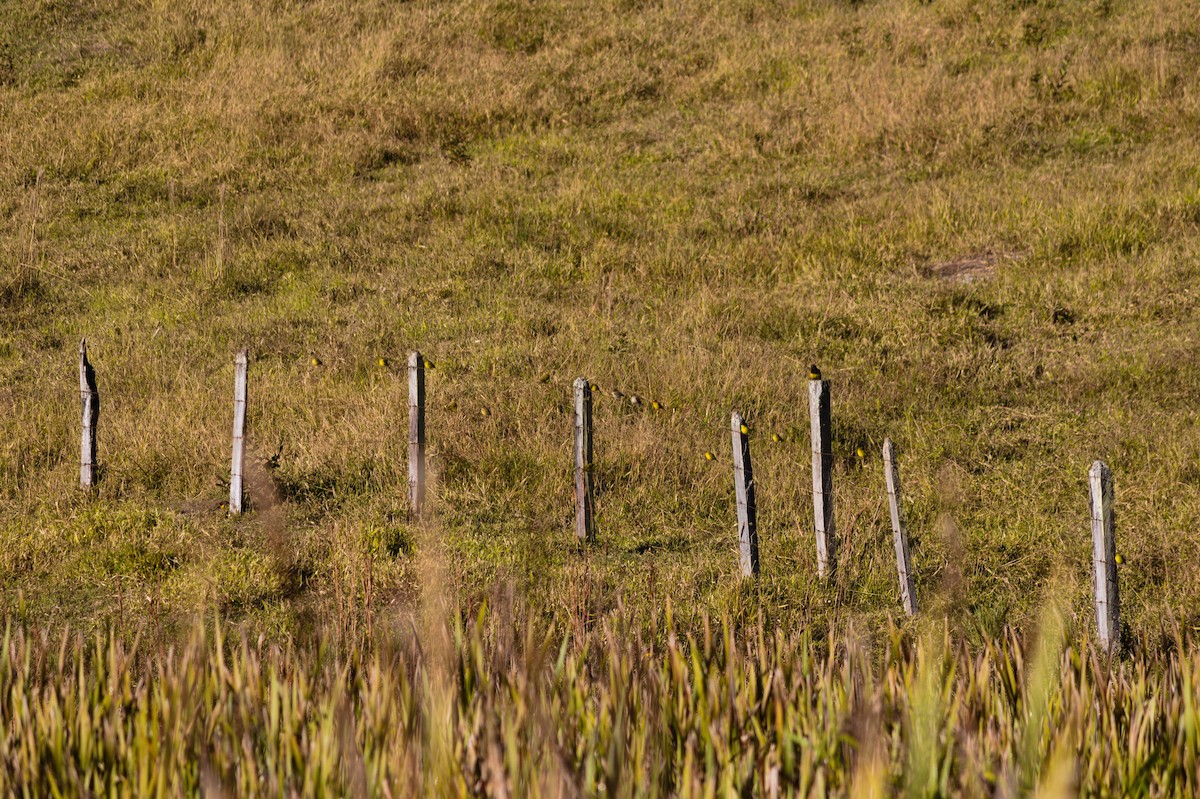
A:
1,603,1196,797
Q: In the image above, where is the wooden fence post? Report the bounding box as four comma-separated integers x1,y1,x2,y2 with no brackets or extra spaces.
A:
732,412,759,577
809,378,835,577
408,352,427,519
229,349,248,515
573,377,594,542
1090,461,1119,654
79,338,99,490
883,438,917,616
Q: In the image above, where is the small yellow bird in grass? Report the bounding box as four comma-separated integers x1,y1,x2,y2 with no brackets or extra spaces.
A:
310,356,321,367
772,433,783,443
808,364,822,380
1114,553,1125,565
739,423,750,435
704,451,716,461
423,357,436,370
650,400,663,410
377,356,388,368
480,406,492,417
856,446,866,459
591,382,601,392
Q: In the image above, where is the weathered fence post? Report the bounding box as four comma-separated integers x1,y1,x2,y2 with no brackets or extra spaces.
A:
229,349,248,514
79,338,99,490
573,377,594,541
1090,461,1119,654
731,412,759,577
408,352,427,519
809,377,835,577
883,438,917,616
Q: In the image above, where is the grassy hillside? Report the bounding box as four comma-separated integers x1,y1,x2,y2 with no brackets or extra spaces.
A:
4,0,1200,680
6,0,1200,793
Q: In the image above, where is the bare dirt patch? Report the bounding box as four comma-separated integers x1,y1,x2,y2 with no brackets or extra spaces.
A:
927,252,1004,285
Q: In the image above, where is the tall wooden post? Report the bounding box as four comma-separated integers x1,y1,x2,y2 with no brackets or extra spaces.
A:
408,352,427,519
809,378,835,577
229,349,248,515
1090,461,1119,654
731,412,759,577
883,439,917,616
79,339,99,490
573,377,594,542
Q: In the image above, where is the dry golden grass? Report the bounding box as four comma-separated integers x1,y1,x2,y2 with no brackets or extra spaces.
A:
2,0,1200,787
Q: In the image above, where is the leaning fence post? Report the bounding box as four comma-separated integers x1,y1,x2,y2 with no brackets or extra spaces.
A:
731,412,759,577
1090,461,1119,654
229,349,248,514
408,352,427,519
883,438,917,615
79,338,99,490
573,377,594,542
809,377,835,577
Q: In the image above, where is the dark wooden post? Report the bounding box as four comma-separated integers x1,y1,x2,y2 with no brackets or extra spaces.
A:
229,349,248,514
79,339,99,490
1090,461,1119,654
883,438,916,615
574,377,594,541
408,352,427,518
732,412,759,577
809,378,835,577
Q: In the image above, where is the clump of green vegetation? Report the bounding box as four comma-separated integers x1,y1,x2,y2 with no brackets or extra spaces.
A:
1,603,1197,796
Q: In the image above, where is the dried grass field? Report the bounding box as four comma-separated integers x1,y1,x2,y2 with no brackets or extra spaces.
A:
3,0,1200,794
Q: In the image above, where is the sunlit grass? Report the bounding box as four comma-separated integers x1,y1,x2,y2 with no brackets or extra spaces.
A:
3,0,1200,789
1,603,1197,796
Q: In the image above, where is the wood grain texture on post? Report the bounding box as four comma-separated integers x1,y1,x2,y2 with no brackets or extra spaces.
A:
79,338,99,490
883,438,917,616
408,352,427,519
808,378,835,578
229,349,248,515
1090,460,1120,654
573,377,595,542
731,412,759,577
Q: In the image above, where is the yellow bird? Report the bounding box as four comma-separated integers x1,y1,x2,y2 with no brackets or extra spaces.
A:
1114,553,1125,565
591,383,601,392
424,357,436,369
808,364,822,380
704,451,715,461
480,407,492,417
856,446,866,459
377,356,388,368
739,423,750,435
651,400,663,410
771,433,783,443
310,356,321,367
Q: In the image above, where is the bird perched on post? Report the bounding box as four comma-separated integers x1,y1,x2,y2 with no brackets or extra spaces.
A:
808,364,822,380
